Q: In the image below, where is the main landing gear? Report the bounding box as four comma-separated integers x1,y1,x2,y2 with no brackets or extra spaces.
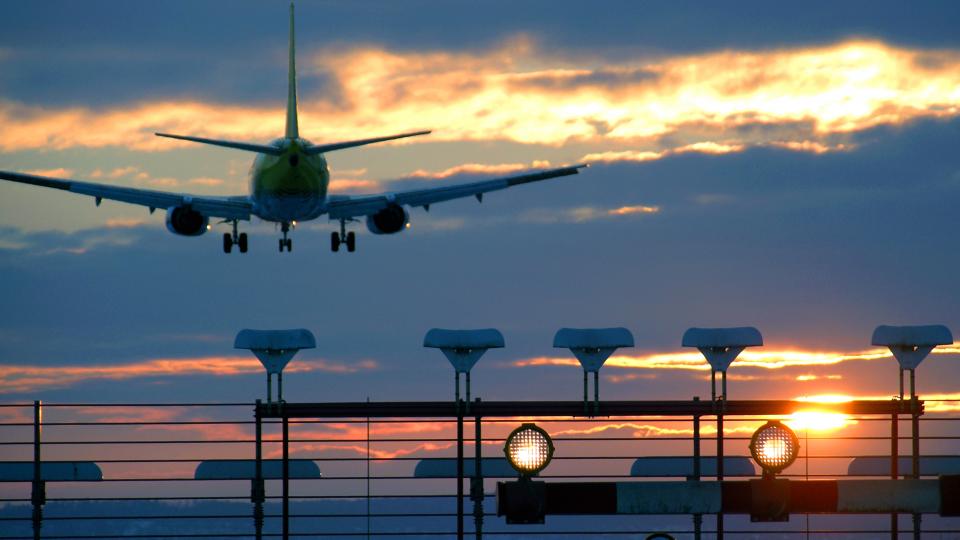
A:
279,221,293,252
223,220,248,254
330,219,356,253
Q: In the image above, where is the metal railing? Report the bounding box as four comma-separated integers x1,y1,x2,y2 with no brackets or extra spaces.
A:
0,398,958,539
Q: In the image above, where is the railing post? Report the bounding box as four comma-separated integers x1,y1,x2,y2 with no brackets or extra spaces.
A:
692,397,702,540
910,369,921,540
282,406,290,540
716,377,725,540
472,399,483,540
32,400,44,540
253,400,264,540
457,397,465,540
891,407,898,540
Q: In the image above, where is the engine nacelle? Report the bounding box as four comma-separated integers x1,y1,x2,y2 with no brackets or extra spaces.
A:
165,206,208,236
365,204,409,235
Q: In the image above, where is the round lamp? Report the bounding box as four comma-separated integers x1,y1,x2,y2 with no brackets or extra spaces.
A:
504,423,554,476
749,420,800,478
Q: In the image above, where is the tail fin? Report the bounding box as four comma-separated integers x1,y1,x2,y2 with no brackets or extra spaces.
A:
285,1,300,140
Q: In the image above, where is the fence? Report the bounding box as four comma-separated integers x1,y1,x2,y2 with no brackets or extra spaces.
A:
1,397,959,539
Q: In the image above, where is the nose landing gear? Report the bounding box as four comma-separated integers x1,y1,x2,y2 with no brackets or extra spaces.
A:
330,219,356,252
222,220,248,254
278,221,293,252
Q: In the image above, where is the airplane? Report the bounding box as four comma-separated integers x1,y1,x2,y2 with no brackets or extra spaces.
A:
0,2,586,254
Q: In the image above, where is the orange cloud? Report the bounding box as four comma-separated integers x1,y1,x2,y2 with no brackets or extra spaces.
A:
22,167,74,178
406,160,553,179
518,203,659,224
607,204,660,216
328,178,383,192
513,345,960,372
0,356,378,394
187,177,225,186
104,217,146,228
0,40,957,159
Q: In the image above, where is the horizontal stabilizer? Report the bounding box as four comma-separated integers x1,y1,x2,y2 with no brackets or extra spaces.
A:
305,130,431,155
155,133,283,155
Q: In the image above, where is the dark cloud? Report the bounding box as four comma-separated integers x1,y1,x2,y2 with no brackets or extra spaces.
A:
1,1,959,107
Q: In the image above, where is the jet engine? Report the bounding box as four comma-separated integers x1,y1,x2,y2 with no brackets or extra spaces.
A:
165,206,209,236
365,204,409,235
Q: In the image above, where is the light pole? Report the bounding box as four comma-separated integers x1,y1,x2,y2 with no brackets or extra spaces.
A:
872,324,953,540
424,328,504,540
683,326,763,540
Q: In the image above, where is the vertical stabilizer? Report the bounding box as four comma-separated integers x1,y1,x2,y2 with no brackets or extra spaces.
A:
285,1,300,140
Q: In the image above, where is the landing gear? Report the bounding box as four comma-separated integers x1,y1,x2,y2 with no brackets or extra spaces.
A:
346,231,356,252
222,221,248,254
279,222,293,252
331,219,357,253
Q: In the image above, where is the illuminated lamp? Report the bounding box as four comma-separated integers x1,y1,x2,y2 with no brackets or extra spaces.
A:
498,423,553,524
749,420,800,478
504,423,554,477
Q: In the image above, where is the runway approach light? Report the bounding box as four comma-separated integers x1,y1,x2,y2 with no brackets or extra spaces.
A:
872,325,953,399
424,328,504,406
235,328,316,403
504,423,554,477
682,327,762,401
749,420,799,478
553,327,634,414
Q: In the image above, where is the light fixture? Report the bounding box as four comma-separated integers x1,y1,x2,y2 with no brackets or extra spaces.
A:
553,327,634,415
234,328,316,403
871,325,953,399
423,328,504,407
682,327,762,402
749,420,799,478
504,423,554,476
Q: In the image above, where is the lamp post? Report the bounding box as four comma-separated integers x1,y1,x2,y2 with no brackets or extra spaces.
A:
424,328,504,540
553,327,634,416
235,328,315,540
683,326,763,540
871,324,953,540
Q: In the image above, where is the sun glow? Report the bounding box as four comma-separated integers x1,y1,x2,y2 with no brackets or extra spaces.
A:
786,410,855,432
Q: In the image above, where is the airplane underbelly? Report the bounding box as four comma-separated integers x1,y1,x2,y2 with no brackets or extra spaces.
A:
254,193,324,222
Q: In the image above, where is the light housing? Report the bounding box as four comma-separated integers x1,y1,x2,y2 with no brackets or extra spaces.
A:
504,423,554,476
749,420,800,477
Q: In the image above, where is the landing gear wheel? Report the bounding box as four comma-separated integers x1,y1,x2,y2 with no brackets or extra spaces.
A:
278,239,285,252
346,231,356,252
285,238,293,251
223,233,233,254
331,231,341,252
238,233,248,253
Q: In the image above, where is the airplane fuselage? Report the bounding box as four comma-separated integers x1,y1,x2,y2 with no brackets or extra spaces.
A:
249,138,329,222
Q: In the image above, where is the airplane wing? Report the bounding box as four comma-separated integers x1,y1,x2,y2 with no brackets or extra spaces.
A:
0,170,252,220
325,164,588,220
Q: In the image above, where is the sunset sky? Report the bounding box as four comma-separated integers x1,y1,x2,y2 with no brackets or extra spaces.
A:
0,0,959,415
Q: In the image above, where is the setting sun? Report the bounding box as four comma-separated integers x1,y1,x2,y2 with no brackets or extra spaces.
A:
786,410,856,432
